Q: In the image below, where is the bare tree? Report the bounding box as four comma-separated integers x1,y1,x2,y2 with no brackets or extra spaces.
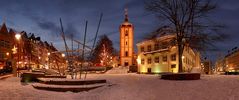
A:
145,0,224,72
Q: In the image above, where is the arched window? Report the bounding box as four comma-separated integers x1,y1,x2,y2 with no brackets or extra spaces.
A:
125,51,128,57
125,30,128,36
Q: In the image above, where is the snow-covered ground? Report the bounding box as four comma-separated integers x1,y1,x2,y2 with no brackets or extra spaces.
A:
0,74,239,100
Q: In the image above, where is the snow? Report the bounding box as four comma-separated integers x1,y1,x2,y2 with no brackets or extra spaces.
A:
0,74,13,80
105,66,128,74
0,74,239,100
37,78,106,82
32,83,105,88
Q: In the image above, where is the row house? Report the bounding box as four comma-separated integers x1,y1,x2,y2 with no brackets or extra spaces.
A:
26,33,66,70
224,47,239,72
0,22,65,70
0,23,15,69
215,47,239,73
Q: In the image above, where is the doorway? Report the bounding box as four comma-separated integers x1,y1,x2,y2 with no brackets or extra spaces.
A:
124,62,129,66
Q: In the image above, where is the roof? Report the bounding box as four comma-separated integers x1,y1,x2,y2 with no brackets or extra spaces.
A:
142,48,169,55
136,34,176,46
0,23,8,33
120,21,133,26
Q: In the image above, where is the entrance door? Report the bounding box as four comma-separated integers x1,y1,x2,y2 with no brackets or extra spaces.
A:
147,68,151,73
124,62,129,66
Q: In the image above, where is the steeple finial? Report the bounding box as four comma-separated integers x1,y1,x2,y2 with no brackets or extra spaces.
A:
3,17,6,23
124,8,128,22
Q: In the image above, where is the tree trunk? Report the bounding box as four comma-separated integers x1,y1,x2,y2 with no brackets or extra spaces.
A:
178,42,183,73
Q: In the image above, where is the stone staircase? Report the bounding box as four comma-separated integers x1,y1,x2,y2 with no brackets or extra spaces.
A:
105,66,129,74
32,78,107,92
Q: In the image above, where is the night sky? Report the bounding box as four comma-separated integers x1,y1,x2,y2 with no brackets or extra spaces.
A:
0,0,239,62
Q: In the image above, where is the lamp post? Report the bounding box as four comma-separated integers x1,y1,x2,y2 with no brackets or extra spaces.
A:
61,53,66,75
15,33,21,77
47,52,50,69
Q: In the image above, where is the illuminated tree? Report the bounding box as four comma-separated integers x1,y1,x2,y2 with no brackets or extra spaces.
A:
91,35,114,66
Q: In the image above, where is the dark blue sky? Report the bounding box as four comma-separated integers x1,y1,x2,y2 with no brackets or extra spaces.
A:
1,0,239,61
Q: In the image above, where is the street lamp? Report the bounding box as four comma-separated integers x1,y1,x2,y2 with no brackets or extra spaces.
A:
6,52,9,56
61,53,65,57
47,52,50,69
15,33,21,77
15,34,21,40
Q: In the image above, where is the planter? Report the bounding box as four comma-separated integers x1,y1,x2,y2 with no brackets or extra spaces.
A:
161,73,200,80
21,72,66,83
38,78,106,85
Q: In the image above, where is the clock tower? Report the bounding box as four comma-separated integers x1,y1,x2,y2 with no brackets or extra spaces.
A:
119,9,134,66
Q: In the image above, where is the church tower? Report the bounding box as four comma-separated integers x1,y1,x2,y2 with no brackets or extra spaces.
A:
119,9,134,66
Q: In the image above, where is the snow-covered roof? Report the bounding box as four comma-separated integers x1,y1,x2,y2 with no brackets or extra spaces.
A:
136,34,176,46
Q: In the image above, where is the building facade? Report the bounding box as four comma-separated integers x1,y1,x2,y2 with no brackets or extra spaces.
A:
0,23,15,69
119,9,134,66
0,22,66,71
215,57,225,72
136,34,201,73
201,60,212,74
224,48,239,72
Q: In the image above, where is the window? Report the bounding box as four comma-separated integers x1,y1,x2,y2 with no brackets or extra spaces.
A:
163,56,167,62
125,51,128,57
147,58,152,64
171,64,176,68
140,47,144,52
186,58,188,64
141,59,145,64
161,42,167,49
154,43,159,50
125,30,128,36
125,41,127,45
147,45,152,52
0,52,4,59
171,54,176,61
154,56,159,63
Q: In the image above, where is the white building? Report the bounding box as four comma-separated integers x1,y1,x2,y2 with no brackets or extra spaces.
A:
136,34,201,73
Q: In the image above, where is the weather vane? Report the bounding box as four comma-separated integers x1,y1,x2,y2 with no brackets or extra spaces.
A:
124,8,128,22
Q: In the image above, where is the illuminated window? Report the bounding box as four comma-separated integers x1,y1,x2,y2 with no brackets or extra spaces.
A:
171,64,176,68
147,45,152,52
163,56,167,62
141,59,145,64
147,58,152,64
125,51,128,57
141,47,144,52
154,43,159,50
154,56,159,63
171,54,176,61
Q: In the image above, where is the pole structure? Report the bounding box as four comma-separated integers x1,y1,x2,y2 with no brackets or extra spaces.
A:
59,18,69,58
87,13,103,79
59,18,72,77
91,13,103,52
80,21,87,79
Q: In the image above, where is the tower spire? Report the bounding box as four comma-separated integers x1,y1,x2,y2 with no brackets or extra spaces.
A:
124,8,128,22
3,17,6,23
